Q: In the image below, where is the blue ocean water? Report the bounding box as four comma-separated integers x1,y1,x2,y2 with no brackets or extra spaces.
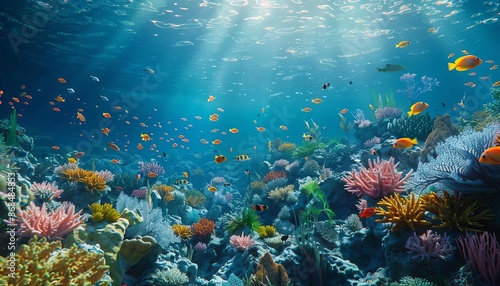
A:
1,1,500,285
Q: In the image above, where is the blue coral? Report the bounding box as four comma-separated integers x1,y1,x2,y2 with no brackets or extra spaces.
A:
409,123,500,195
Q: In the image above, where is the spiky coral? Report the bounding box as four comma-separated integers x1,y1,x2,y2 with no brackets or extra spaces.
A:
89,203,120,223
172,224,192,240
62,168,107,193
0,236,109,285
192,218,215,237
419,191,493,232
184,189,206,208
230,233,255,251
343,157,412,199
153,184,175,202
375,193,431,231
5,202,85,240
263,171,286,183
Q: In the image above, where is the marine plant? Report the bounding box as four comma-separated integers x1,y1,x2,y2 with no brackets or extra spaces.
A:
153,184,175,202
153,267,189,286
268,184,296,203
226,208,261,235
0,136,17,176
257,225,277,238
338,113,352,138
396,276,436,286
230,233,255,251
62,168,107,193
300,181,335,222
408,124,500,195
89,203,120,223
343,157,412,199
0,236,109,285
184,189,206,208
419,191,493,232
110,172,142,193
375,193,431,231
292,142,320,159
304,119,322,142
277,142,296,153
456,231,500,286
5,201,85,240
371,89,396,110
5,109,17,147
172,224,192,240
387,113,434,140
405,230,453,261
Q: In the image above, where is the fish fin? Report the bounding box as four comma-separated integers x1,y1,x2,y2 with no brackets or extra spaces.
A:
448,62,455,71
395,44,399,48
407,110,413,116
411,138,418,145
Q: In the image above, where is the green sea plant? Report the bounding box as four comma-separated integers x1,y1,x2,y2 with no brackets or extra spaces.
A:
0,136,17,176
226,208,261,235
338,114,352,138
292,142,319,159
6,109,17,147
304,119,322,142
300,181,335,222
89,203,121,223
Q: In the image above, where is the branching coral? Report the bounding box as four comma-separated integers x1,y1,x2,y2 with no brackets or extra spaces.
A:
191,218,215,237
263,171,287,183
184,189,206,208
89,203,120,223
257,225,277,238
0,236,108,285
62,168,107,193
375,193,431,231
172,224,192,240
419,191,493,232
153,184,175,202
405,230,453,261
343,157,412,199
277,142,296,153
5,202,85,240
268,184,296,202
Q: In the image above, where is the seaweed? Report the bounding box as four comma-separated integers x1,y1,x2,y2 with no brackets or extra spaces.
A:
6,109,17,147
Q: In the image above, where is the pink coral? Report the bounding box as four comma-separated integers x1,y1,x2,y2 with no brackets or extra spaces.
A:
94,170,114,182
132,189,147,198
230,233,255,251
31,181,64,200
342,157,412,198
6,202,85,240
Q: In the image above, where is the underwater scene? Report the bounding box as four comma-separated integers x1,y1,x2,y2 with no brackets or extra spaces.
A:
1,0,500,285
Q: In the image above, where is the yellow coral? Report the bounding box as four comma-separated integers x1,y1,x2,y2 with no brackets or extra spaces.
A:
62,168,107,193
172,224,192,240
375,193,431,231
268,184,295,202
258,225,277,238
0,236,109,285
153,184,175,201
89,203,120,223
185,192,206,208
277,142,296,152
419,191,493,232
250,180,265,191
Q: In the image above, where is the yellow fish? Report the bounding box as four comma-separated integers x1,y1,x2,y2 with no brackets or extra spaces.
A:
408,102,429,116
68,157,77,164
448,55,482,71
395,41,411,48
393,138,418,149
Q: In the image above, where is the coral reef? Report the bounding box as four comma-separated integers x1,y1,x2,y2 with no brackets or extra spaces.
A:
257,225,276,238
375,193,431,231
420,114,459,162
263,170,287,183
249,252,289,286
396,73,439,102
62,167,108,193
172,224,193,240
387,113,434,140
89,203,121,223
226,208,261,235
192,218,215,239
343,157,412,199
229,233,255,251
405,230,453,261
268,184,296,203
0,236,109,285
153,267,189,285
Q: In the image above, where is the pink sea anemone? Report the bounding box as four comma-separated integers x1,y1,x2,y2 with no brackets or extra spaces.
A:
230,233,255,251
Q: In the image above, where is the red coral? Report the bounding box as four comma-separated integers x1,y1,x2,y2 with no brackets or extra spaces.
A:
192,218,215,237
263,171,287,183
342,157,412,199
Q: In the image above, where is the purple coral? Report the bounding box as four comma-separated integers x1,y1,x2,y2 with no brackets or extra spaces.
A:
457,232,500,285
364,137,380,148
352,109,372,128
374,107,402,121
138,161,165,176
396,73,439,102
342,157,412,198
211,176,226,185
95,170,114,182
132,189,147,198
406,230,453,261
5,202,85,240
273,159,290,170
194,242,207,252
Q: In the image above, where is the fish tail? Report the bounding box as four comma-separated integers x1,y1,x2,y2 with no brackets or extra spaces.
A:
448,62,456,71
407,110,413,116
411,138,418,145
377,68,382,72
395,44,399,48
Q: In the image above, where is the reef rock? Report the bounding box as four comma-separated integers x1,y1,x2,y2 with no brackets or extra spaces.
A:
420,114,459,162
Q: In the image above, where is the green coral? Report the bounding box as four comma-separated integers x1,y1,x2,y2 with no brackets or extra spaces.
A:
226,208,261,235
89,203,120,223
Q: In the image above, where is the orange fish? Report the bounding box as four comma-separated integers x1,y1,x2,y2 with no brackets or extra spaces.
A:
359,207,376,218
301,107,312,112
108,142,120,151
74,152,85,159
141,133,151,141
0,90,3,95
229,128,239,133
114,105,122,111
448,53,454,58
136,174,141,181
214,155,227,163
261,107,265,113
183,172,188,178
393,137,418,149
479,146,500,164
77,112,86,122
408,102,429,116
252,204,268,211
182,138,189,143
209,116,218,121
491,65,498,70
53,108,60,112
448,55,482,71
55,95,65,102
256,127,265,132
207,185,217,192
147,172,159,178
493,81,500,87
17,114,22,117
49,101,55,105
312,98,322,104
103,113,111,118
57,78,67,84
279,125,288,131
25,95,32,100
12,97,19,103
212,139,221,145
110,159,121,164
52,146,60,150
339,108,348,114
207,95,216,102
172,143,178,147
102,128,110,135
20,85,25,89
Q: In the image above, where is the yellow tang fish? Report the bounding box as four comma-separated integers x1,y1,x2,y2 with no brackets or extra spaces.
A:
408,102,429,116
393,138,418,149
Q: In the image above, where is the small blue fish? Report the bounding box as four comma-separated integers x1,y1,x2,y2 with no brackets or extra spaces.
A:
99,95,109,101
89,75,100,82
66,88,75,94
